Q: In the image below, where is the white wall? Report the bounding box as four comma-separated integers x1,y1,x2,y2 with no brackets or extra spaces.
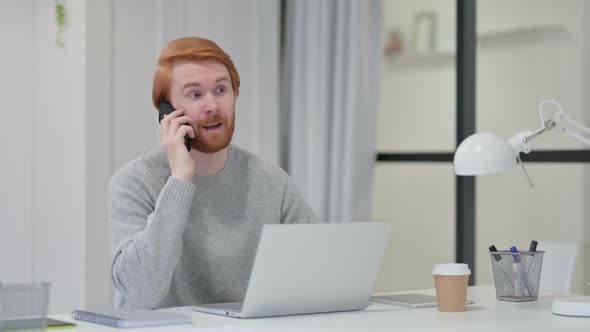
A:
375,0,590,294
0,0,34,283
373,0,456,292
0,0,88,312
112,0,280,170
584,1,590,296
32,0,88,313
475,0,589,294
372,164,455,292
85,0,114,312
0,0,280,313
376,0,456,153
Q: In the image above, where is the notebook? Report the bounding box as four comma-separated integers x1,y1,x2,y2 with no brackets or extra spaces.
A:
71,308,191,328
1,317,76,330
192,221,392,318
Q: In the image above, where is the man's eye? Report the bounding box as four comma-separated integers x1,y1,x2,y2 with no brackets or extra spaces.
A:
190,92,202,98
214,86,225,94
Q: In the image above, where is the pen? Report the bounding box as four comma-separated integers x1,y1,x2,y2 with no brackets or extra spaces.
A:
510,246,523,298
489,245,514,287
524,240,538,273
528,240,538,252
510,246,535,298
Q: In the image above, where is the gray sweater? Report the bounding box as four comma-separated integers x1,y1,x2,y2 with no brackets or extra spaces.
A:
109,145,318,309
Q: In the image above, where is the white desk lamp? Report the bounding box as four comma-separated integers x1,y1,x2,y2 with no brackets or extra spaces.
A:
455,99,590,186
453,99,590,317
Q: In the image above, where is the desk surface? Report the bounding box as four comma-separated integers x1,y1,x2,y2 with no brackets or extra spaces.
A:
52,286,589,332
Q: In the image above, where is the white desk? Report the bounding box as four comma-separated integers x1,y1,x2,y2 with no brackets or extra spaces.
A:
52,286,589,331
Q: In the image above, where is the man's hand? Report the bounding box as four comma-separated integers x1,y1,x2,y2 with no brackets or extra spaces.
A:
159,108,196,182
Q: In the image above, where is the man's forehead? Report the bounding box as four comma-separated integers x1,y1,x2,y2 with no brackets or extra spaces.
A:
171,59,229,84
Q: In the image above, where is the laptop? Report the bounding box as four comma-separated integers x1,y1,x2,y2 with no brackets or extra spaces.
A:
192,221,392,318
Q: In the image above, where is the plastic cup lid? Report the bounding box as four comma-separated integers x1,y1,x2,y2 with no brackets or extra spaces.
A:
432,263,471,276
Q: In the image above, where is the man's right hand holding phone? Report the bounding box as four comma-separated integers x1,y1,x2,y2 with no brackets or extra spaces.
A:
159,108,196,182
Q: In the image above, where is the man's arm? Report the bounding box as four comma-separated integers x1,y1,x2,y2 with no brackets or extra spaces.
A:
280,174,321,224
109,171,195,309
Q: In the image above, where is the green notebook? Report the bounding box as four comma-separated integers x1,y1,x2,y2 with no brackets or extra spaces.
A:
1,317,76,330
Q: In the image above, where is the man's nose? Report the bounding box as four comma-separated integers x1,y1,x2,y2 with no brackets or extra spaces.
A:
203,93,220,113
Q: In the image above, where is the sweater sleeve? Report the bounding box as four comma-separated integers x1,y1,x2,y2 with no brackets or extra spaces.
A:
109,169,195,309
280,173,321,224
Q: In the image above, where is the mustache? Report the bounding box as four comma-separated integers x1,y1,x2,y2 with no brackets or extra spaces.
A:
196,114,224,127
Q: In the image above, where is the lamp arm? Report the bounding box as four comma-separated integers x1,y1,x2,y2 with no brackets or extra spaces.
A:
554,111,590,146
509,100,590,154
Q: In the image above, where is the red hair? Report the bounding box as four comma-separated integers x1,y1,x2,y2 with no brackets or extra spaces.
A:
152,37,240,109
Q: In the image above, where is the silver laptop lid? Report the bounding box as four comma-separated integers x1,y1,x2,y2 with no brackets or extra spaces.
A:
240,221,392,318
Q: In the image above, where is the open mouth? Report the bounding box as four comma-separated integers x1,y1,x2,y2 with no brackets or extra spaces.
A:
202,122,223,130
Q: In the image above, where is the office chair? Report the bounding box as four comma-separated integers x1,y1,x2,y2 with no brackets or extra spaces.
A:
537,240,578,296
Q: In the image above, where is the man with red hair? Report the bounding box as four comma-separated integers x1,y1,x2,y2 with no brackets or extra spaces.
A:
109,37,317,309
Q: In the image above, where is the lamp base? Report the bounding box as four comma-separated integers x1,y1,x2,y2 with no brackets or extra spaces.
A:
552,296,590,317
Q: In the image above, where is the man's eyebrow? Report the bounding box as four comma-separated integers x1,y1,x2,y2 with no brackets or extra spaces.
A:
182,77,230,90
182,83,201,90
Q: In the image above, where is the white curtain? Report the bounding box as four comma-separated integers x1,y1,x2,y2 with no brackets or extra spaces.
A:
283,0,383,221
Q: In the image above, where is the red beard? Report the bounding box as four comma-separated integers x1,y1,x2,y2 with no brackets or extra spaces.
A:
192,111,235,153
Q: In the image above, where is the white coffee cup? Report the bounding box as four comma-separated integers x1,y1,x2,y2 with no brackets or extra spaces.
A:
432,263,471,312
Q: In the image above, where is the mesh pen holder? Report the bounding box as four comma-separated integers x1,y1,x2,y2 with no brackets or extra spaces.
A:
489,251,544,302
0,282,51,332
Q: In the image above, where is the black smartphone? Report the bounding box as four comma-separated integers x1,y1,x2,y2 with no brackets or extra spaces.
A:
158,100,192,151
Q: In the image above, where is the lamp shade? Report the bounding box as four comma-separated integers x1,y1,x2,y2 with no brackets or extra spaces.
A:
454,133,517,175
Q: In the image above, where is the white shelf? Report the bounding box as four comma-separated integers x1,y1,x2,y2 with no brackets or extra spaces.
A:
478,23,566,41
384,23,567,65
384,50,455,66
